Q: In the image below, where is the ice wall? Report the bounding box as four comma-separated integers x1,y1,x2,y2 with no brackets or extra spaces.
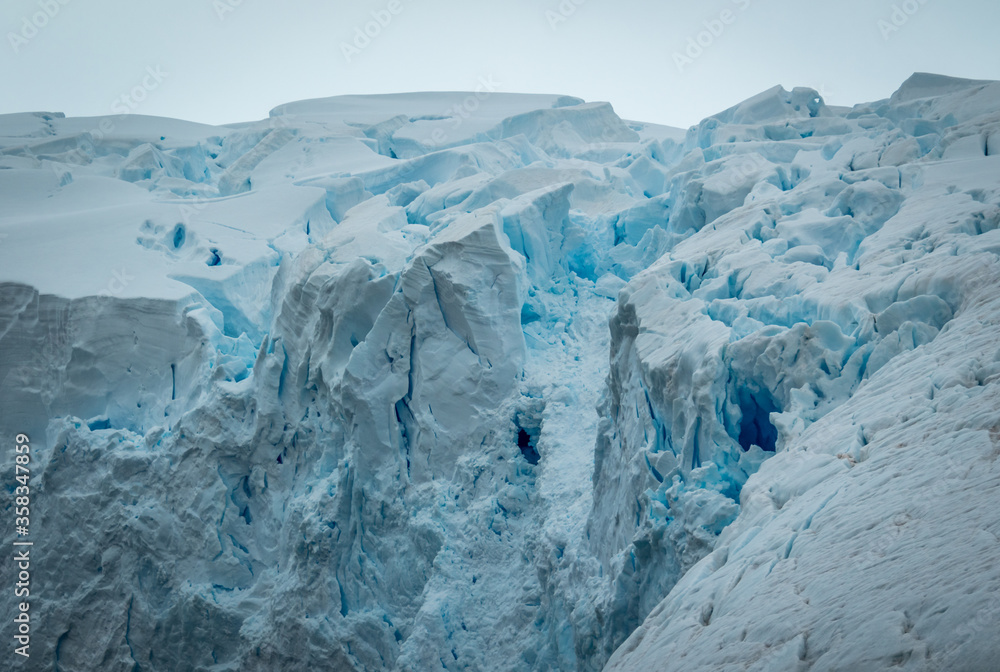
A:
1,74,998,671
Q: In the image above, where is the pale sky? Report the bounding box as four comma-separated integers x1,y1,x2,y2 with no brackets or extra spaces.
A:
2,0,998,128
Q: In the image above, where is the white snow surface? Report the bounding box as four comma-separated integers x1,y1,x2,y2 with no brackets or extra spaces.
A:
1,74,998,671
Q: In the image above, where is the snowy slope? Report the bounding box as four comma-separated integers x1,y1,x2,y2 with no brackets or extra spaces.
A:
0,74,998,672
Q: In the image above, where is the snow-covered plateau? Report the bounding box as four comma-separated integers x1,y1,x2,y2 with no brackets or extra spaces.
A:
1,73,998,671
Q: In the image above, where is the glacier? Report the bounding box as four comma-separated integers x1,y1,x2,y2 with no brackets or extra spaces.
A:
0,73,998,671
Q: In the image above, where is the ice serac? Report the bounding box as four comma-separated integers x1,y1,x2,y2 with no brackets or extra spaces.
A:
601,76,1000,671
0,76,998,672
338,207,527,486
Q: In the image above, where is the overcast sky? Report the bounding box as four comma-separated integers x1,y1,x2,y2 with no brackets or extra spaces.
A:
2,0,998,128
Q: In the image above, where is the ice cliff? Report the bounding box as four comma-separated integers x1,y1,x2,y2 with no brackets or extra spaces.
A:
1,73,998,671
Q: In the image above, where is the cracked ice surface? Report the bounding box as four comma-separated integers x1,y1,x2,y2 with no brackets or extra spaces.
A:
0,74,998,671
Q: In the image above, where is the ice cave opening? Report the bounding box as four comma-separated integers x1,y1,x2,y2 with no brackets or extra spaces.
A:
735,387,779,453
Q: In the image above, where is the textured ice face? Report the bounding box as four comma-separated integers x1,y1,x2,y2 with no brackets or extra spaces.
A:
1,74,999,671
